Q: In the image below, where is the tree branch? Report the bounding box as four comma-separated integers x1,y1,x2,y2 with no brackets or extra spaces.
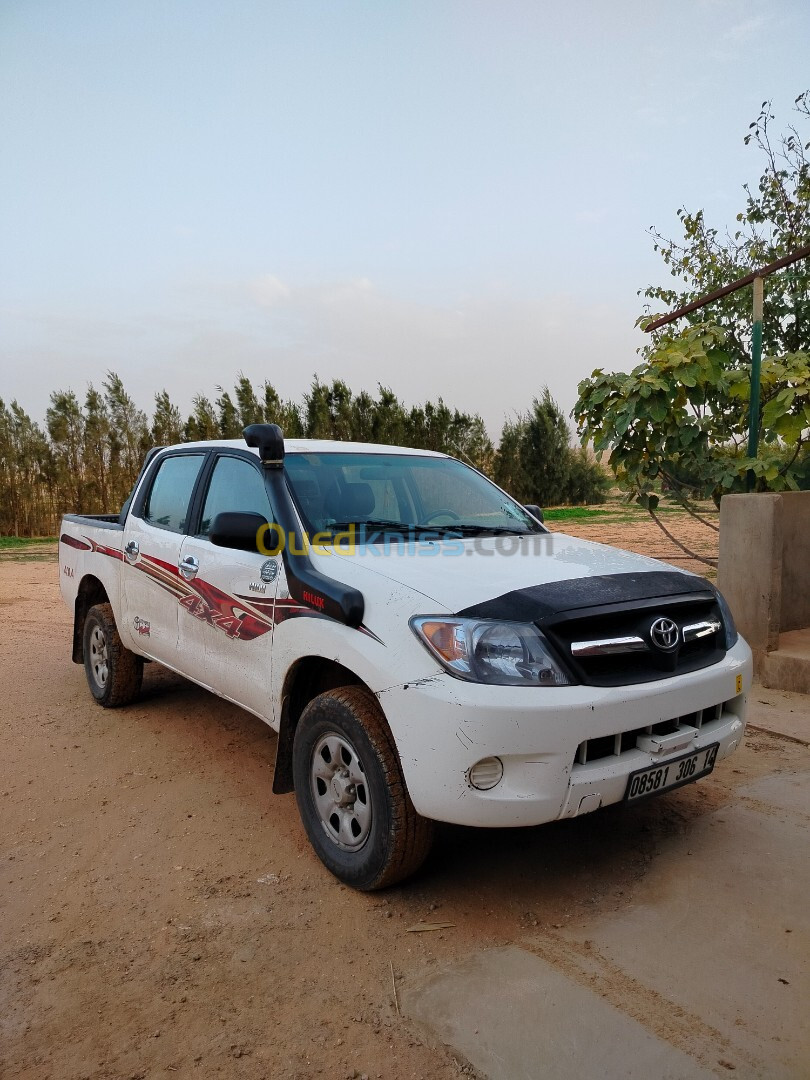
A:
666,492,721,533
646,508,718,568
778,435,804,477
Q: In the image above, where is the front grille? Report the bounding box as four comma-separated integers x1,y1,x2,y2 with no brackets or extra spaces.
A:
574,701,725,766
541,594,725,686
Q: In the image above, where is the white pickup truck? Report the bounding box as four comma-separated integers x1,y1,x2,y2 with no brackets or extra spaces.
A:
59,424,752,889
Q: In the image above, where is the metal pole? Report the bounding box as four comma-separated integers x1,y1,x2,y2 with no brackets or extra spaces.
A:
643,244,810,333
746,276,764,490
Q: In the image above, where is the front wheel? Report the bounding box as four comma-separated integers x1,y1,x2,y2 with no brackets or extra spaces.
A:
292,686,433,890
83,603,143,708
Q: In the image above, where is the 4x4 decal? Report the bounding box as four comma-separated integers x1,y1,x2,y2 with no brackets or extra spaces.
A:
81,536,383,644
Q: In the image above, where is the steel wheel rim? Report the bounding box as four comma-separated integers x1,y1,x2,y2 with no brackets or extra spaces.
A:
89,625,109,688
310,731,372,850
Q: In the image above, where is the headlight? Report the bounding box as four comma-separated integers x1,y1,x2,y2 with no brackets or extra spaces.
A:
410,617,573,686
709,585,738,650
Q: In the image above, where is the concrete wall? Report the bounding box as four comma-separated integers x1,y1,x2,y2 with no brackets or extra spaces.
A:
777,492,810,633
718,491,810,664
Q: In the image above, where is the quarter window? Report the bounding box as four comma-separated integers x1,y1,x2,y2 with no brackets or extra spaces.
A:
143,454,205,533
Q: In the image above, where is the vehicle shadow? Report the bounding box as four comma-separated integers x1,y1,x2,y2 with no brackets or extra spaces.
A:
404,776,728,925
132,658,731,921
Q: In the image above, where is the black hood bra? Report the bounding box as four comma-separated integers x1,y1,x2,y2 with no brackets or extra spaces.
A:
457,570,713,623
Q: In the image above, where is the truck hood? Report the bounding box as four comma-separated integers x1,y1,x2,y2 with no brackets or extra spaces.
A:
309,531,694,615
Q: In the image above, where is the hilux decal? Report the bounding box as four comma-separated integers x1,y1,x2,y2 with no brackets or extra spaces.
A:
302,588,326,611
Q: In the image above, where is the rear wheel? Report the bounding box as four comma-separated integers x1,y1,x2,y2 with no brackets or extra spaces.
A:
83,603,143,708
292,686,433,890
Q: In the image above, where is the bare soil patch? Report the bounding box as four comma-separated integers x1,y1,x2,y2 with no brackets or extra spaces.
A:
551,507,719,576
0,530,794,1079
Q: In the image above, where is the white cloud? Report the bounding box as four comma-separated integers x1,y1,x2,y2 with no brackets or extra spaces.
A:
248,274,291,308
1,276,645,441
724,14,767,42
229,275,643,434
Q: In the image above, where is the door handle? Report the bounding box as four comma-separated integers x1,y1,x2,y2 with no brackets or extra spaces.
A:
124,539,139,564
179,554,199,581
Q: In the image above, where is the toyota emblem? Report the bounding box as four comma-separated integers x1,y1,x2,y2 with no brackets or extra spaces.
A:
649,616,679,652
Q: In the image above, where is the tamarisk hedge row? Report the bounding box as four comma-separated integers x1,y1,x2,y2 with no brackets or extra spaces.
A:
0,374,606,536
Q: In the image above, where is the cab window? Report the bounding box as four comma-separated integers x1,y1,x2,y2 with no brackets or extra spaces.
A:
143,454,205,533
199,456,273,537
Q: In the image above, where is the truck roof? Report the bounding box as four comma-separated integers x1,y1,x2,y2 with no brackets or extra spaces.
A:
171,438,449,458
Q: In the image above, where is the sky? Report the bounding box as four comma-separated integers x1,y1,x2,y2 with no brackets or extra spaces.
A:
1,0,808,439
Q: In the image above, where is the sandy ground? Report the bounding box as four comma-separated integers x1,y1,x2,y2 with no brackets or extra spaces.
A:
547,508,720,576
1,520,803,1079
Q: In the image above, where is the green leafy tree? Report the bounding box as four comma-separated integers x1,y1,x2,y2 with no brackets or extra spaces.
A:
0,399,51,534
184,394,220,441
151,390,184,445
303,378,357,440
103,373,149,506
4,371,601,535
83,385,112,512
46,389,86,512
643,93,809,359
369,386,408,446
452,413,494,474
496,390,606,506
234,375,263,428
350,389,377,443
261,380,305,436
215,389,241,438
575,92,810,562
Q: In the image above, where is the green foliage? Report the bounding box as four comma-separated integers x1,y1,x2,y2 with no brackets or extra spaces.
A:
495,389,607,506
576,92,810,509
298,378,495,470
0,398,52,535
103,372,149,500
0,535,57,548
151,390,184,445
1,371,594,535
183,394,219,441
643,93,810,361
575,322,810,504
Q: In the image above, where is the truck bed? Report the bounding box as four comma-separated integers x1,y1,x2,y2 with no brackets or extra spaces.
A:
62,513,123,531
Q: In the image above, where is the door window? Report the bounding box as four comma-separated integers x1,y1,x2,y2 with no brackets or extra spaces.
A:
199,456,273,536
143,454,205,533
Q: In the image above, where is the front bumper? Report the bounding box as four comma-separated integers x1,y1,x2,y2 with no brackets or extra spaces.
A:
378,637,752,827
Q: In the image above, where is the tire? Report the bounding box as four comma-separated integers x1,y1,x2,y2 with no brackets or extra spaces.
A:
83,603,143,708
292,686,434,890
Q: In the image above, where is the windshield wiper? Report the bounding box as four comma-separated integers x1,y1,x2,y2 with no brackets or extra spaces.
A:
322,521,537,540
422,524,532,537
324,519,416,534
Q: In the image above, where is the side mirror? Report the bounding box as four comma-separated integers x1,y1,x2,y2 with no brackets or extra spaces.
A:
209,511,270,553
524,504,544,523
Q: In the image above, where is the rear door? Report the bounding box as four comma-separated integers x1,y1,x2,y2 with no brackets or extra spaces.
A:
178,452,279,723
121,450,207,666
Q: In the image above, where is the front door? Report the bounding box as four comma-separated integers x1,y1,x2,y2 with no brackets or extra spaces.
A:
177,452,279,724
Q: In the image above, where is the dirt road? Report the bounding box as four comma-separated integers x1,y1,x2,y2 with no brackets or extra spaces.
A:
1,547,806,1079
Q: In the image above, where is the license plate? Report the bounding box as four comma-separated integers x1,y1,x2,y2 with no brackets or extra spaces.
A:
625,743,719,802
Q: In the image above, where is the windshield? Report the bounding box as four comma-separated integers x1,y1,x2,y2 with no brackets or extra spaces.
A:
284,451,545,540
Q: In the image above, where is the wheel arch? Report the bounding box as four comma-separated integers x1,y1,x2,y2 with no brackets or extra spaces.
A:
272,655,369,794
72,575,110,663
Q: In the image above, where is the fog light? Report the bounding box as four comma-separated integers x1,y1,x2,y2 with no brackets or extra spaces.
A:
468,756,504,791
